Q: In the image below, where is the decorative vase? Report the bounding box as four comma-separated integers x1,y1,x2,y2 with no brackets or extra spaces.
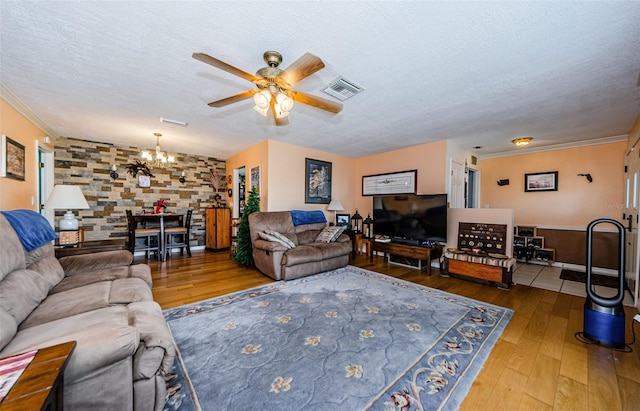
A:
154,206,163,214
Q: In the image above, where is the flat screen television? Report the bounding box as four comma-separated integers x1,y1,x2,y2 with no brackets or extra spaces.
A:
372,194,447,243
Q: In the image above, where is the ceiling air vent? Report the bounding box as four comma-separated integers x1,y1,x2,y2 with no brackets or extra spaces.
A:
322,76,364,101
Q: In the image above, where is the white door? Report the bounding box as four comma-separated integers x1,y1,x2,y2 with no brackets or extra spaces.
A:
449,159,465,208
623,146,640,308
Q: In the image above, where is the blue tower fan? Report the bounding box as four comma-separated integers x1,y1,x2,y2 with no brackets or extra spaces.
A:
583,218,626,349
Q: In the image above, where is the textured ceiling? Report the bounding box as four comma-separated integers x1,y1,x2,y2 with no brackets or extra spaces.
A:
1,1,639,160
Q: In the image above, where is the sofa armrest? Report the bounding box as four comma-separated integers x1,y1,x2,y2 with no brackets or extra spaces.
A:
335,233,351,243
252,239,288,252
128,302,176,377
59,250,134,276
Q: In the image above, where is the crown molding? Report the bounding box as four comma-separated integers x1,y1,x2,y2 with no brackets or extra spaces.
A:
0,83,60,140
477,134,629,160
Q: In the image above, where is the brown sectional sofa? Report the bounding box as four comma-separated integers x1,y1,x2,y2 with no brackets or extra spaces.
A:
0,211,175,411
249,211,352,280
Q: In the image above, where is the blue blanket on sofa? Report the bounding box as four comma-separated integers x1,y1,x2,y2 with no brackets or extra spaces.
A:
290,210,327,226
1,209,58,251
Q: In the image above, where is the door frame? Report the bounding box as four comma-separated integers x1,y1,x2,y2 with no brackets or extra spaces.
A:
38,141,55,225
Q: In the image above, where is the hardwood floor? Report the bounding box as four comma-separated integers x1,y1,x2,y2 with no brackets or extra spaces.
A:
146,250,640,411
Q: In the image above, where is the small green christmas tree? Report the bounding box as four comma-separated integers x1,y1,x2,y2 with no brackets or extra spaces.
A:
233,187,260,266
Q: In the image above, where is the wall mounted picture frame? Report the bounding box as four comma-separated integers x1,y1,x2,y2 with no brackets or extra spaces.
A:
362,169,417,196
305,158,332,204
138,175,151,188
1,135,26,181
524,171,558,192
336,213,351,227
250,165,261,197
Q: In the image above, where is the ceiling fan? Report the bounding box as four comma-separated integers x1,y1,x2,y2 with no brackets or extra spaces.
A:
193,50,343,125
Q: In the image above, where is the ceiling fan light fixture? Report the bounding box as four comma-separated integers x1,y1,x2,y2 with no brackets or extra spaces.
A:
512,137,533,147
276,92,294,113
253,90,271,109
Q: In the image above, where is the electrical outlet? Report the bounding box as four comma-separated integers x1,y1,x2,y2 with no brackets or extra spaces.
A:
634,314,640,323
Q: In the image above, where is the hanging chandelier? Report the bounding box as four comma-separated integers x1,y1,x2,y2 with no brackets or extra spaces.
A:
141,133,174,168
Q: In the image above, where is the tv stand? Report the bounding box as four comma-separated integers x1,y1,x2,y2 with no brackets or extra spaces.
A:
370,241,442,275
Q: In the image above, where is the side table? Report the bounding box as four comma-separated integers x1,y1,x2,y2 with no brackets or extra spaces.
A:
54,239,126,258
0,341,76,411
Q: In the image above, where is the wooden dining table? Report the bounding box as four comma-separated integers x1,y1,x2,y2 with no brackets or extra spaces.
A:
135,213,184,262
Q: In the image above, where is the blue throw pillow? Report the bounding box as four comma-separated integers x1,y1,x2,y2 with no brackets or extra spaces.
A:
1,209,58,251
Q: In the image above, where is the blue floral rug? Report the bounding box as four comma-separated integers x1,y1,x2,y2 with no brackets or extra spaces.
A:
163,266,512,411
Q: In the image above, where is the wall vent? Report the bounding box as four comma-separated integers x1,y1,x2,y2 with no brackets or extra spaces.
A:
322,76,364,101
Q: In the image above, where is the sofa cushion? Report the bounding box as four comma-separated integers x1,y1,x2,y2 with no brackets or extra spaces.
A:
281,245,324,266
0,215,26,281
25,244,65,291
297,229,323,245
51,264,152,294
307,241,353,259
0,268,51,326
19,278,153,329
58,250,134,276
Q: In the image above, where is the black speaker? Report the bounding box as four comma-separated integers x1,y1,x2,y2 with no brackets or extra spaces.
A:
497,179,510,186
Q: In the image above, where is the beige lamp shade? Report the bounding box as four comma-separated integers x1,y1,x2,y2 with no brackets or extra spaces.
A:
44,185,90,230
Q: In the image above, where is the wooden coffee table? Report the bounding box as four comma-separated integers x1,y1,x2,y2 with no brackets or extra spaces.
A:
0,341,76,411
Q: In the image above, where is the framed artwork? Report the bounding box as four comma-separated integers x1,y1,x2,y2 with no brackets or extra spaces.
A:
336,213,351,227
524,171,558,192
362,170,417,196
138,175,151,188
305,158,332,204
250,165,261,197
1,135,25,181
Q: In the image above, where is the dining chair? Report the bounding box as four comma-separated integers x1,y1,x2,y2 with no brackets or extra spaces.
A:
164,209,193,258
126,210,160,259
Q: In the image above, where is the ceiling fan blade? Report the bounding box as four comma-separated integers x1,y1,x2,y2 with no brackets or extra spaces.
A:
292,91,343,113
279,53,325,87
193,52,260,83
208,90,258,107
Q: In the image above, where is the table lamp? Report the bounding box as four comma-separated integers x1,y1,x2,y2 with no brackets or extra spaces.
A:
327,199,344,225
44,185,90,230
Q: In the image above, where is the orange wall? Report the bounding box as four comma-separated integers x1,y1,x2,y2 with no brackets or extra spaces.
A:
480,142,626,228
267,140,355,216
226,139,356,221
0,99,54,211
354,140,448,218
226,139,448,222
225,139,269,212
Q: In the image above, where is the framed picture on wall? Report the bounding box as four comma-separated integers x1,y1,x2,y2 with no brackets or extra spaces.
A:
362,170,417,196
138,175,151,188
1,135,26,181
305,158,332,204
250,165,261,197
524,171,558,192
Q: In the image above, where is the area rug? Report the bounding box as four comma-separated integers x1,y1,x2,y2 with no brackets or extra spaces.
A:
163,266,513,411
560,269,622,289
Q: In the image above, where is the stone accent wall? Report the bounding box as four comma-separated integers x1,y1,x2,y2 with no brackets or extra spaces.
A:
54,137,227,246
